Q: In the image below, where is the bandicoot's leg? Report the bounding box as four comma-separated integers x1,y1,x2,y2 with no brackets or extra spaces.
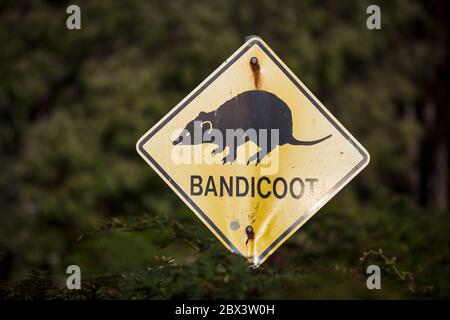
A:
211,144,224,155
247,151,259,164
222,143,238,164
247,135,274,165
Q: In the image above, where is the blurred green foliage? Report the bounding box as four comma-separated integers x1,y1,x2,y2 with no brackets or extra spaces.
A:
0,0,448,299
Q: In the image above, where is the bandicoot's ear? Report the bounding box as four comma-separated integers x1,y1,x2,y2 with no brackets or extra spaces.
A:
201,121,212,134
198,111,206,118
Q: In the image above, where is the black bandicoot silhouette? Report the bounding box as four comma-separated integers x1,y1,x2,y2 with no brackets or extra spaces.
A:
172,90,332,164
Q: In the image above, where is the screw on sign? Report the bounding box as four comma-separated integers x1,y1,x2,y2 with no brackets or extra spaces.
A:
137,36,370,266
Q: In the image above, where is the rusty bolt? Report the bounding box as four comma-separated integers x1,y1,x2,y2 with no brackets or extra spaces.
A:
245,226,255,240
250,57,260,72
245,225,255,245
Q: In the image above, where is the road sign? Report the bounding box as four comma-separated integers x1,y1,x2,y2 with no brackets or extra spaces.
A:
137,37,370,266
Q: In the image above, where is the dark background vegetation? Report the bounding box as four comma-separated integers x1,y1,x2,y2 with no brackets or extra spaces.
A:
0,0,449,299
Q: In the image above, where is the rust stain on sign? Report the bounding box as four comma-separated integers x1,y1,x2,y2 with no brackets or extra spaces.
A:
245,225,255,246
250,56,260,88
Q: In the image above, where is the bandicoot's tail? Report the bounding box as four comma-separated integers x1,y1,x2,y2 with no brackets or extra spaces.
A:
290,134,332,145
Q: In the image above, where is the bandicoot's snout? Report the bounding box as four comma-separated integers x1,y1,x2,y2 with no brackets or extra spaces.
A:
172,136,182,145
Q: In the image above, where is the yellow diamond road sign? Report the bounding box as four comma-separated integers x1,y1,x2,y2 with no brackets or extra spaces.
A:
137,37,370,266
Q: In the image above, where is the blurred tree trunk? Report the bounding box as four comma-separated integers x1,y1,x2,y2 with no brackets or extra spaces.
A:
419,0,449,209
